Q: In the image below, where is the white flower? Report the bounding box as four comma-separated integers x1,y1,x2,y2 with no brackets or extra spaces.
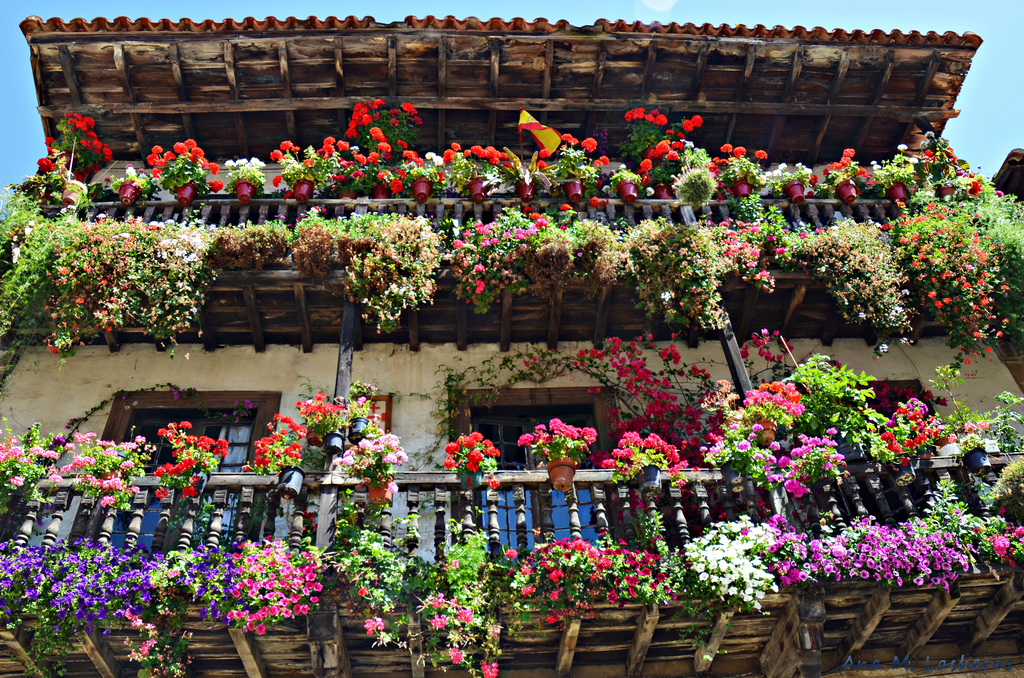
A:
879,344,889,353
897,144,908,151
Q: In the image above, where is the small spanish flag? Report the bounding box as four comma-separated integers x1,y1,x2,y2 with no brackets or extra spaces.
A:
518,109,561,154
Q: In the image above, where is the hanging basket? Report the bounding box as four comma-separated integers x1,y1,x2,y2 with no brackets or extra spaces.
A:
278,467,306,499
515,181,535,204
546,458,576,492
562,180,584,203
235,181,254,204
324,431,346,455
639,465,662,500
368,484,393,505
468,177,488,203
292,179,315,203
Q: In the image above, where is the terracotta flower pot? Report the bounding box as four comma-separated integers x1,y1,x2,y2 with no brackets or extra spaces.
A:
235,181,254,204
885,182,908,203
783,180,806,204
515,181,535,204
278,467,305,500
937,185,956,198
118,182,140,206
368,484,393,505
617,180,638,203
641,147,655,161
468,177,487,203
756,418,778,446
62,185,84,207
653,184,674,200
292,179,315,203
372,184,391,200
732,179,753,198
176,182,198,206
934,435,960,458
546,458,576,492
411,178,433,203
562,180,584,203
835,179,858,204
306,433,324,448
338,188,358,199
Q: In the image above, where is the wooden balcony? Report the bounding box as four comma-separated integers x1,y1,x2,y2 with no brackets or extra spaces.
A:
1,454,1021,678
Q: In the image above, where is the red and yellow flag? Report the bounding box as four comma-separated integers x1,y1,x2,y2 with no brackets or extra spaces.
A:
518,109,561,154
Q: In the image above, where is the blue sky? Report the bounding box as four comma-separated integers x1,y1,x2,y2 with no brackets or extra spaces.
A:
1,0,1019,186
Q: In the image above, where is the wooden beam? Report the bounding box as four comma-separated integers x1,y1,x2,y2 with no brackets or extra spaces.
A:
333,38,345,95
308,609,352,678
900,52,942,145
828,586,890,669
103,330,120,353
736,287,760,346
593,285,612,348
547,286,563,350
387,36,397,98
408,309,420,352
0,627,39,673
223,42,249,157
456,301,468,351
725,47,757,144
719,304,754,394
796,594,826,678
626,604,659,677
687,323,701,349
781,284,807,338
807,52,850,164
197,308,216,352
489,39,500,98
81,630,123,678
693,608,735,672
30,45,58,140
854,50,895,152
279,40,296,141
965,573,1024,652
167,42,195,140
900,582,960,658
229,629,268,678
761,597,800,678
584,43,607,136
766,49,803,160
294,283,313,353
821,309,840,347
640,41,657,100
500,288,513,352
436,38,447,147
541,40,554,99
243,285,266,353
689,43,710,100
556,618,581,678
58,45,83,106
112,44,146,156
408,609,425,678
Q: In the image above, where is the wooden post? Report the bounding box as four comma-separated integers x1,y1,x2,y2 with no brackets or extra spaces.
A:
900,582,960,658
308,608,352,678
626,604,659,677
556,618,582,677
229,629,268,678
693,609,735,672
827,586,890,669
965,573,1023,652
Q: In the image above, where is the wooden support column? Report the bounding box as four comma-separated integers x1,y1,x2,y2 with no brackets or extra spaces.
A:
487,39,500,145
112,44,146,157
456,302,468,351
966,573,1023,652
308,608,352,678
767,49,803,160
853,50,895,152
547,286,563,350
593,285,612,348
761,597,800,678
719,303,753,394
539,40,554,124
900,582,960,658
223,42,249,157
0,627,39,673
81,631,123,678
584,44,607,136
694,609,735,672
821,309,840,347
796,594,826,678
556,618,582,678
689,44,710,100
808,52,850,164
58,45,83,106
279,40,296,141
408,309,420,352
626,604,659,677
640,41,657,100
736,287,760,347
229,629,268,678
900,52,942,146
168,43,195,140
295,283,313,353
436,38,447,149
198,308,216,352
827,585,890,669
781,284,807,338
243,285,266,353
499,289,513,352
103,330,120,353
725,47,757,144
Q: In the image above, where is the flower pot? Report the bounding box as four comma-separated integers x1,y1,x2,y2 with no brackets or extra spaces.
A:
324,431,346,455
235,180,254,204
118,181,140,206
885,182,908,203
731,179,753,199
546,458,576,492
372,184,391,200
935,436,960,458
756,418,778,446
348,417,370,444
887,462,916,487
937,185,956,198
412,178,433,203
515,181,535,204
338,188,358,199
368,484,393,505
468,177,487,203
783,180,806,204
835,180,859,204
652,184,674,200
461,471,484,488
62,180,87,207
720,462,744,492
278,467,305,499
562,180,584,203
963,448,992,475
176,182,198,206
639,464,662,500
293,179,315,203
307,433,324,448
192,471,210,496
617,180,638,204
641,147,655,161
836,435,865,462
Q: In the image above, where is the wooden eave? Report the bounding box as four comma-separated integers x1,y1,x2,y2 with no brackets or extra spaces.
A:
21,15,980,165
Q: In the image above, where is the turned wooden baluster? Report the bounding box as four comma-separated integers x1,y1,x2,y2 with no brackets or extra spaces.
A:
352,487,368,530
669,485,691,545
42,489,72,547
741,478,760,521
893,483,918,519
955,467,992,518
96,497,117,546
916,470,937,516
841,475,869,519
177,485,203,551
719,485,737,522
805,203,822,228
617,485,636,548
486,487,501,558
865,471,896,525
461,488,476,541
14,499,40,547
566,485,582,541
803,489,821,526
694,481,713,528
513,484,529,551
539,486,556,543
406,486,421,554
379,489,393,550
234,486,255,545
592,485,609,540
290,488,309,553
262,488,281,541
124,490,150,549
820,483,847,530
206,488,229,550
150,490,175,552
433,486,448,560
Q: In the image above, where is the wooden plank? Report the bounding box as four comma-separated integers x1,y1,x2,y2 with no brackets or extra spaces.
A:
223,42,249,157
500,288,512,352
693,609,735,672
761,597,799,678
899,582,960,658
689,43,709,100
900,52,942,145
854,50,895,151
593,285,612,348
58,45,83,106
229,628,268,678
720,304,754,394
294,283,313,353
807,52,850,164
279,40,296,141
965,573,1024,652
81,630,122,678
547,286,563,350
333,38,346,95
489,39,500,98
456,301,468,351
821,308,840,347
242,285,266,353
0,627,39,673
408,309,420,352
308,609,352,678
797,594,826,678
541,40,554,99
828,586,890,669
766,49,803,160
335,298,357,400
436,37,447,97
626,604,659,677
640,41,657,100
556,618,582,678
408,609,424,678
781,283,807,337
736,286,760,346
387,36,397,98
725,46,757,144
687,323,701,349
197,308,216,351
103,330,120,353
112,44,146,156
167,42,195,140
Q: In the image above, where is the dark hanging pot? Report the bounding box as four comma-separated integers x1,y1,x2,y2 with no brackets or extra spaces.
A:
835,180,859,204
885,182,908,203
175,182,198,207
292,179,315,203
887,462,916,487
348,417,370,444
720,462,744,492
368,484,393,505
324,431,346,455
515,181,535,204
546,458,576,492
278,467,306,499
617,180,638,204
412,178,433,203
639,465,662,500
731,179,753,198
468,177,487,203
641,147,655,161
836,435,866,462
235,180,254,204
192,471,210,496
338,188,358,199
372,184,391,200
118,181,141,206
562,180,584,203
783,180,806,204
652,184,674,200
937,185,956,198
963,447,992,475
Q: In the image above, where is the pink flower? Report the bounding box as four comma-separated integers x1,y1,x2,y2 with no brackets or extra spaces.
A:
504,548,518,559
364,617,384,635
430,615,448,630
457,608,474,623
783,478,807,498
450,647,465,664
9,476,23,487
482,661,499,678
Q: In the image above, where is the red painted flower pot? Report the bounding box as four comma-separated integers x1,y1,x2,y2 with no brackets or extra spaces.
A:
836,179,859,204
731,179,753,198
468,177,487,203
515,181,535,204
368,485,393,505
563,180,584,203
937,185,956,198
617,180,638,203
372,184,391,200
641,147,655,161
547,458,577,493
338,188,358,199
652,184,674,200
175,182,198,207
234,181,254,204
61,188,80,207
292,179,315,203
118,182,140,206
885,182,908,203
412,178,433,203
783,180,806,204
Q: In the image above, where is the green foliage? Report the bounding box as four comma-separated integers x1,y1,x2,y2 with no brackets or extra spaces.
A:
974,193,1024,347
992,458,1024,525
788,355,886,452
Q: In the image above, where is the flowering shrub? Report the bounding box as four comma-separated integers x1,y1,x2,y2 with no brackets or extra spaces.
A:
147,140,221,195
247,414,306,475
818,148,865,196
876,398,942,465
345,99,422,157
224,157,266,196
620,107,668,164
523,216,624,296
712,145,767,193
604,431,682,483
296,392,349,442
443,432,501,488
517,418,597,464
743,381,804,427
441,143,505,195
227,540,323,634
43,113,113,179
338,430,408,493
270,139,340,190
450,210,540,313
788,356,887,453
154,421,228,497
0,425,61,514
60,431,151,509
549,135,601,194
871,150,919,192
